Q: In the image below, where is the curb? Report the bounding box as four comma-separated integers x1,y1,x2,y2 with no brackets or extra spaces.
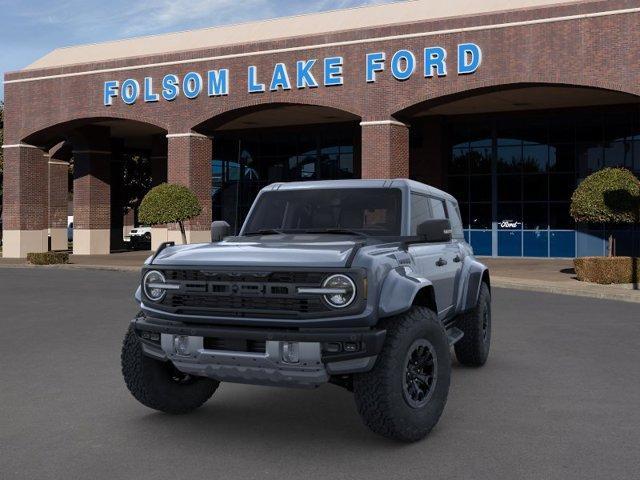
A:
492,276,640,304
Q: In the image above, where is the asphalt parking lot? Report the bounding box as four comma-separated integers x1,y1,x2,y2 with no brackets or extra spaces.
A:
1,268,638,480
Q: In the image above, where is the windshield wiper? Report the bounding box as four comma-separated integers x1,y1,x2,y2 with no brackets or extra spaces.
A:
302,228,369,238
243,229,286,236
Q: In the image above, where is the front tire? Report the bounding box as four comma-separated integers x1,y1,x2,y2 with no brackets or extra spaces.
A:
121,327,219,414
454,282,491,367
353,307,451,442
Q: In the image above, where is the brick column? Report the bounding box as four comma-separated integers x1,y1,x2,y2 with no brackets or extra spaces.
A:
150,134,169,250
166,133,212,244
48,144,70,251
360,120,410,179
71,127,112,255
1,143,49,258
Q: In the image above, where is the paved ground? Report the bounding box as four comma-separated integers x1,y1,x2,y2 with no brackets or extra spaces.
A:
1,268,639,480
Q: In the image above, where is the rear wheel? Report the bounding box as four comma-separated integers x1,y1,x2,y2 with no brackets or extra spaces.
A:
353,306,451,442
454,282,491,367
121,327,219,414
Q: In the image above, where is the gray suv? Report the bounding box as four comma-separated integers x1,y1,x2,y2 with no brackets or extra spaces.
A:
122,179,491,442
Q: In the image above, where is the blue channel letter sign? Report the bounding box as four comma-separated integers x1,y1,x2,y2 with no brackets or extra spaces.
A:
103,43,482,106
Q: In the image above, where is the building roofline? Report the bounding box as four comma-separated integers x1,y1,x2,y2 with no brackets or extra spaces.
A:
21,0,588,71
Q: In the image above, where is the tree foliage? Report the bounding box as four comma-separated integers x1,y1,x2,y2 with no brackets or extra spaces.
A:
570,168,640,224
139,183,202,244
121,154,152,217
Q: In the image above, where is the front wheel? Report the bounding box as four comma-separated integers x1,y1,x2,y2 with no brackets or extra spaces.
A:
121,327,219,414
353,307,451,442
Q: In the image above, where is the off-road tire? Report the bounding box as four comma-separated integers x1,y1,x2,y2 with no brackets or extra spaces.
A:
121,327,219,414
454,282,491,367
353,306,451,442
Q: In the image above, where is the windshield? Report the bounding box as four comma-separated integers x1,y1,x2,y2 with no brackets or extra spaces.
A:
243,188,402,236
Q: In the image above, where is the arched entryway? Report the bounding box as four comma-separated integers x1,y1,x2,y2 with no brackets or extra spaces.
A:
193,103,361,233
3,118,167,257
396,84,640,258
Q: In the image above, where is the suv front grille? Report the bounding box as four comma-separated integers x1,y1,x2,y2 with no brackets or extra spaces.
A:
168,293,326,315
151,269,363,319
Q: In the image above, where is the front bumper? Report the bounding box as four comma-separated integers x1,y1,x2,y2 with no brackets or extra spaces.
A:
133,315,386,388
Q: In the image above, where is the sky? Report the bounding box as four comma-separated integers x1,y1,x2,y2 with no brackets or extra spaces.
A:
0,0,402,100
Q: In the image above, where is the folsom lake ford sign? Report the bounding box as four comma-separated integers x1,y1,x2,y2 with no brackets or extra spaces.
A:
103,43,482,106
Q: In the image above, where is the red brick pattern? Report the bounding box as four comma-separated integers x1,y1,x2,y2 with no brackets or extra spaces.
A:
361,123,409,179
2,146,48,230
73,151,111,230
167,135,213,231
48,161,69,229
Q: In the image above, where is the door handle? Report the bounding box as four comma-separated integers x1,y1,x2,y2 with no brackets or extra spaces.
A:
436,258,448,267
453,255,462,263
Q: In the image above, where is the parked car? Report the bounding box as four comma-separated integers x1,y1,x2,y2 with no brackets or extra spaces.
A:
127,226,152,249
121,179,491,442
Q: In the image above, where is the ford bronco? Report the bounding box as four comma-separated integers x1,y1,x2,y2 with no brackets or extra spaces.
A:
122,179,491,442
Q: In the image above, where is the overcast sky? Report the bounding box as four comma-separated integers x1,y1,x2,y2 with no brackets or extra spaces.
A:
0,0,402,100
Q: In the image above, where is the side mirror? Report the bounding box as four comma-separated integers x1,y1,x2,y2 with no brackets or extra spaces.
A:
416,219,452,243
211,221,231,242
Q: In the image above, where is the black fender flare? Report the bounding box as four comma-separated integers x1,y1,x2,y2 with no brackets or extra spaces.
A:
378,266,436,318
458,258,490,312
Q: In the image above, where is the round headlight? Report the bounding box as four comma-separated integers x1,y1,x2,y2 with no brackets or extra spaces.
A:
143,270,167,302
322,274,356,309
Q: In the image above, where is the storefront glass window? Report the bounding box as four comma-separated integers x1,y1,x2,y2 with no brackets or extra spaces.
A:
445,105,640,257
212,123,358,234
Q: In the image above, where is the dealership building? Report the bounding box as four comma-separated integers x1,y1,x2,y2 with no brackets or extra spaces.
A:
2,0,640,258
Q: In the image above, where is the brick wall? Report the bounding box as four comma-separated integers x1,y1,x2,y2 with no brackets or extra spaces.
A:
2,146,48,230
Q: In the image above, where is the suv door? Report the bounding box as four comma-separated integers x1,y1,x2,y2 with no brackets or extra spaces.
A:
429,197,463,316
408,193,457,318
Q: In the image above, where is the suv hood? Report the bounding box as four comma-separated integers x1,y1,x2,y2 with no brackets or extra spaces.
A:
150,234,362,268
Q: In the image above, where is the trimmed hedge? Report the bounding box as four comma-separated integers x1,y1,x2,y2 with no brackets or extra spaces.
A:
138,183,202,226
570,168,640,224
27,252,69,265
574,256,640,284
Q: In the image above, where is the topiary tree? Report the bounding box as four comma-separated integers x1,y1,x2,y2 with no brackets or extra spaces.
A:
139,183,202,244
570,167,640,256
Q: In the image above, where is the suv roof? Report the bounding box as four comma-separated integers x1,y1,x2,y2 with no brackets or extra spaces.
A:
262,179,457,203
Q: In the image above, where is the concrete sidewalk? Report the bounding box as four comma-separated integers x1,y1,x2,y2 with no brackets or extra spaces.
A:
1,251,639,303
481,257,640,304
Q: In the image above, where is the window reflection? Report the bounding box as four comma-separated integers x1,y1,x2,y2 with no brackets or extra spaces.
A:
212,124,358,234
445,105,640,256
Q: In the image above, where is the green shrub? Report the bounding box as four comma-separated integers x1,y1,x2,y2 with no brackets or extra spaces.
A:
574,256,640,284
27,252,69,265
570,168,640,224
139,183,202,244
570,168,640,256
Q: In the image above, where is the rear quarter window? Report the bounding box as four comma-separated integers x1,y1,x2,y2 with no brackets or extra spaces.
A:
446,200,465,239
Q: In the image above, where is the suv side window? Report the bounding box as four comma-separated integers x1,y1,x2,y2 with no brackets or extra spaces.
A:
410,193,432,234
446,200,464,239
429,197,448,220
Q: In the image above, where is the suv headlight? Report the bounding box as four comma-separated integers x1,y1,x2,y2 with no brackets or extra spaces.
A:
143,270,168,302
322,274,356,308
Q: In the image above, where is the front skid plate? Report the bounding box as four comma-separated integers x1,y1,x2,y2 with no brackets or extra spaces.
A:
163,335,329,388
